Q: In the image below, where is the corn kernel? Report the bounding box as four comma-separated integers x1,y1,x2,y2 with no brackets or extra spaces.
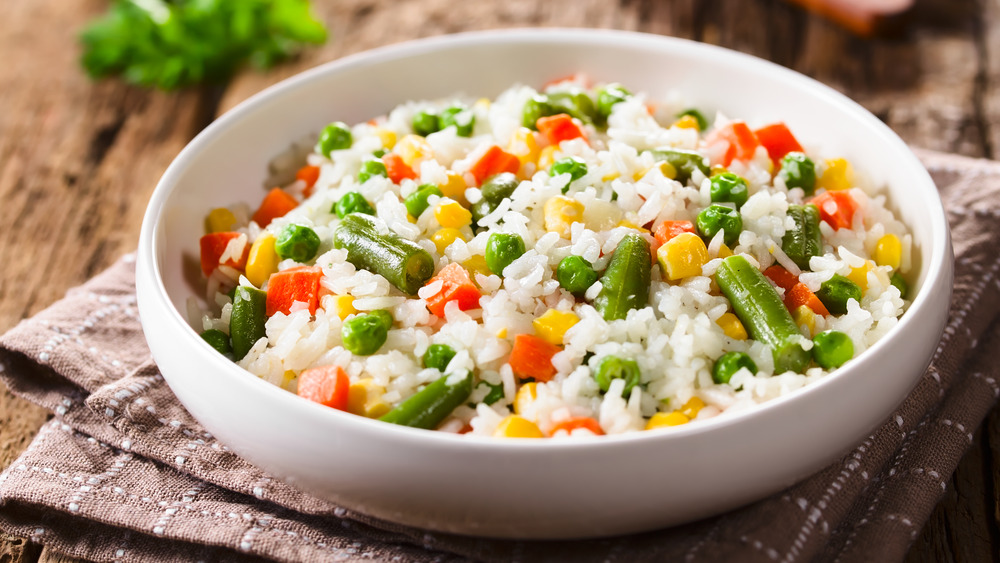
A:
206,207,237,233
601,171,622,182
494,415,544,438
792,304,816,335
474,97,491,111
463,254,490,277
537,145,558,170
645,411,690,430
431,228,466,254
543,196,585,239
440,171,468,204
282,370,297,388
817,158,854,191
507,127,541,165
672,115,701,130
657,232,710,281
533,309,580,346
246,233,280,287
496,328,508,339
373,127,397,150
347,378,391,418
847,262,872,291
394,134,432,168
332,295,357,320
514,382,537,415
616,219,650,233
874,234,902,270
680,397,706,419
716,312,748,340
434,201,473,228
717,243,734,258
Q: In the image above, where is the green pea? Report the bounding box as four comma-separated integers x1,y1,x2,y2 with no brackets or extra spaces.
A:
200,329,231,356
709,172,749,209
556,255,598,296
676,108,709,131
485,233,526,276
550,156,588,193
812,330,854,369
318,121,352,157
371,148,388,159
593,355,641,397
522,94,557,129
341,313,390,356
816,274,863,315
890,272,909,299
370,309,394,329
404,184,443,218
274,224,321,262
440,106,475,137
478,381,505,405
423,343,457,371
597,83,631,120
333,191,376,219
696,204,743,246
412,110,440,136
358,158,388,184
712,351,757,385
778,152,817,196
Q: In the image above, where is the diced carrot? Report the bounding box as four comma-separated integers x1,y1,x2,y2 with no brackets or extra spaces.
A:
753,123,803,167
296,165,321,198
550,416,604,436
785,282,830,316
265,266,323,316
297,365,350,411
468,145,521,186
252,188,299,228
508,333,560,382
536,113,587,146
423,263,482,317
763,265,799,292
199,232,249,277
811,191,858,230
542,73,590,90
707,120,760,167
382,152,417,184
653,220,696,247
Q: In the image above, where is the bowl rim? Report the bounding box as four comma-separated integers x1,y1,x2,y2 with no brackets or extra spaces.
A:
138,27,952,451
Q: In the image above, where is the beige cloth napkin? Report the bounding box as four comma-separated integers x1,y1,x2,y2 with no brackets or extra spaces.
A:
0,149,996,562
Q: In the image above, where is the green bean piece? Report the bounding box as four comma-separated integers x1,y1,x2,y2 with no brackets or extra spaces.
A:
440,106,475,137
471,172,519,224
547,90,597,124
550,156,588,193
781,204,822,270
816,274,863,315
778,152,817,196
423,343,457,371
709,172,749,209
890,272,909,299
333,191,376,219
593,355,641,397
557,255,599,297
341,313,390,356
404,184,443,218
676,108,709,131
594,234,652,321
332,213,435,295
371,148,388,159
379,371,474,429
596,83,632,120
485,233,527,276
522,94,557,129
812,330,854,369
478,381,505,405
274,224,321,262
412,110,440,137
712,351,757,385
648,148,711,184
317,121,352,157
714,255,811,374
696,204,743,246
200,329,232,356
358,157,388,184
229,286,267,361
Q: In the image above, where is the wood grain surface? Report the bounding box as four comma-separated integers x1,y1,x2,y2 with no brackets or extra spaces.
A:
1,0,997,561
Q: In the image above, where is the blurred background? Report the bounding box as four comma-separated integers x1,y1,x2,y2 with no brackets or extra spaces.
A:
0,0,996,561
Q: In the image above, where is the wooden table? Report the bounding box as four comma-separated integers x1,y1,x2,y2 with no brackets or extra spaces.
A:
1,0,997,560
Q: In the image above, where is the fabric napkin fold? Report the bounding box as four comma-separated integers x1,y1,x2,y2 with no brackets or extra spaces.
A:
1,149,998,563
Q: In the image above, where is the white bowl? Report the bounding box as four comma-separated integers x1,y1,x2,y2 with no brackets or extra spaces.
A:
136,29,953,539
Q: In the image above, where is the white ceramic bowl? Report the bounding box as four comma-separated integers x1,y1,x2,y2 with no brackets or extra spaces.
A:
136,29,953,539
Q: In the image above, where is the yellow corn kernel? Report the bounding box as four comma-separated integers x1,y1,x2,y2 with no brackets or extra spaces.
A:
616,219,650,233
431,228,466,254
601,171,622,182
373,128,397,150
817,158,854,191
657,232,710,281
543,196,585,239
394,134,432,167
716,313,748,340
514,382,537,415
496,327,508,339
533,309,580,346
494,415,545,438
792,304,816,335
847,261,873,291
507,127,541,165
434,201,473,228
463,254,490,277
874,234,902,270
245,233,280,287
717,243,734,258
282,370,297,388
474,97,491,111
680,397,706,419
347,378,391,418
645,411,690,430
537,145,558,170
633,162,677,181
672,115,701,130
206,207,238,233
332,295,357,320
440,171,468,205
